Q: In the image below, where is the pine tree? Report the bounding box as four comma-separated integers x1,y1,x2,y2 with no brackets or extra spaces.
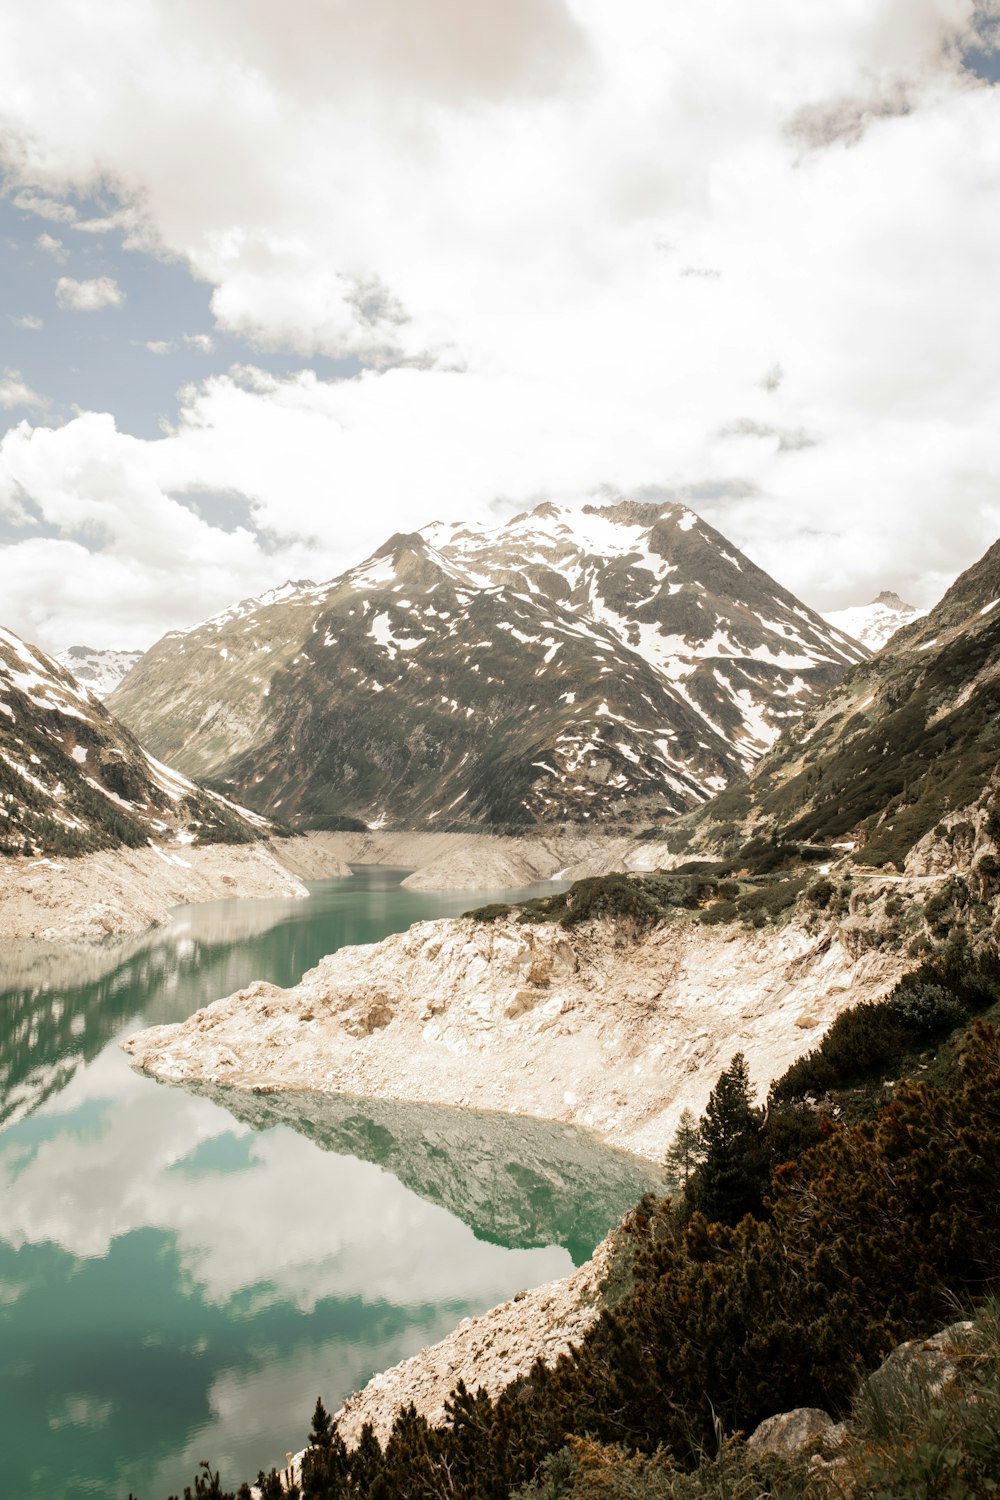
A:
664,1107,704,1196
691,1052,766,1225
301,1396,350,1496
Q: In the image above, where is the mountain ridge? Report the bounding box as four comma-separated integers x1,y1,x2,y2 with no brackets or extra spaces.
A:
0,624,269,858
110,500,866,832
668,533,1000,874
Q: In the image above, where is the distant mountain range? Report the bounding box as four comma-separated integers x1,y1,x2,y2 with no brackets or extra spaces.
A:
0,625,266,858
109,501,867,831
55,646,144,699
823,591,926,653
670,538,1000,871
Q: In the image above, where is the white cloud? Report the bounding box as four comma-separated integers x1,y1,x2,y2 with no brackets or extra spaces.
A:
54,275,125,311
0,1041,567,1306
13,190,77,223
0,411,320,650
11,314,43,330
0,0,997,629
145,339,174,354
183,332,215,353
0,368,48,409
35,230,65,256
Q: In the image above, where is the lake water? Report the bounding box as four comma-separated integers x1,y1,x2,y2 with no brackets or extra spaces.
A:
0,868,662,1499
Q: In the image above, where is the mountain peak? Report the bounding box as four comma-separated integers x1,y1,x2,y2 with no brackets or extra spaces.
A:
871,590,914,610
824,592,926,652
581,499,677,528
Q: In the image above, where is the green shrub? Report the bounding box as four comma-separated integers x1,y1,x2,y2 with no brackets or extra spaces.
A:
698,901,738,926
464,902,515,922
770,943,999,1104
805,877,835,910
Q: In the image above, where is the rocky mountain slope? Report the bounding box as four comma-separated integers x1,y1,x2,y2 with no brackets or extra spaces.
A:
823,590,926,652
55,646,144,699
110,502,865,831
0,623,268,858
670,535,1000,872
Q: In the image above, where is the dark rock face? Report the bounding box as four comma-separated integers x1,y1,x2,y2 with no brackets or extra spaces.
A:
110,502,865,831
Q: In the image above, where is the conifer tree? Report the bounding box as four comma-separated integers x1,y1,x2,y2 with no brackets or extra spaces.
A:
664,1107,704,1196
691,1052,766,1225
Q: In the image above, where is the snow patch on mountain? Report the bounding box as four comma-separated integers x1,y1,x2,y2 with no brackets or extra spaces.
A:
823,591,927,653
56,647,144,699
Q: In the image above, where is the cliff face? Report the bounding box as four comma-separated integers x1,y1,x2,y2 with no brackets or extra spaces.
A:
123,901,910,1162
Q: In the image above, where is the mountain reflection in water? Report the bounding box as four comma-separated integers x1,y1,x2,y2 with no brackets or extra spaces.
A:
187,1085,663,1266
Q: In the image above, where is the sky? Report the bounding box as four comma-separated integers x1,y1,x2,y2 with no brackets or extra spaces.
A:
0,0,999,652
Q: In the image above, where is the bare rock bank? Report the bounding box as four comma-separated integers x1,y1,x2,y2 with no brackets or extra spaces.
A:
307,829,659,890
0,836,349,943
335,1231,617,1448
122,908,907,1161
273,1232,619,1489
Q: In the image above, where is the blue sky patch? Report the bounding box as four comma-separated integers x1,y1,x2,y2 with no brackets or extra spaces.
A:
0,188,359,443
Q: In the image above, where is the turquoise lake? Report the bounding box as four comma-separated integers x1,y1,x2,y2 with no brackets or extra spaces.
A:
0,868,662,1499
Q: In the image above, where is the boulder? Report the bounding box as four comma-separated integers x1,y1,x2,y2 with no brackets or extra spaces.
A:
863,1320,978,1404
746,1406,833,1454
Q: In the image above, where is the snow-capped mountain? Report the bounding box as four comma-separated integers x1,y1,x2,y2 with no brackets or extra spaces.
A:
0,625,267,858
55,646,144,699
823,591,926,653
110,501,867,830
673,539,1000,869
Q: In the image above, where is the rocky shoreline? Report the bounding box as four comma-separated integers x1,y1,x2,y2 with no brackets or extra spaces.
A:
122,901,909,1162
0,826,686,944
305,828,679,891
0,835,350,942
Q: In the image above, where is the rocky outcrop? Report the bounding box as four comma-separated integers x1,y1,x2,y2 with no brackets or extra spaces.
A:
744,1320,983,1481
746,1408,838,1456
123,907,909,1161
864,1321,979,1404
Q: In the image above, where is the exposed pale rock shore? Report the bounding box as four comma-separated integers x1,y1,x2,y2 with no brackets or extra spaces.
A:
0,836,349,942
335,1231,616,1448
269,1233,619,1490
308,828,674,890
122,907,908,1160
